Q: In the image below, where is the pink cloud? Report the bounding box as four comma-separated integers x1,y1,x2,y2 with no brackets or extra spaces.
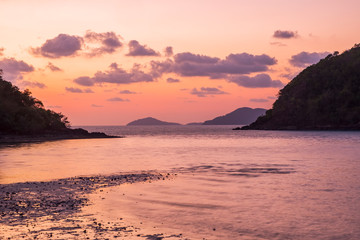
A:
174,52,219,64
84,31,123,57
126,40,160,57
21,81,47,89
65,87,94,93
0,58,34,81
167,77,180,83
74,63,154,86
270,42,287,47
91,104,104,108
151,52,277,77
250,98,269,103
228,74,284,88
107,97,130,102
190,87,228,97
31,31,123,59
119,90,137,94
31,34,82,58
46,62,62,72
273,30,298,39
289,51,330,68
164,46,173,57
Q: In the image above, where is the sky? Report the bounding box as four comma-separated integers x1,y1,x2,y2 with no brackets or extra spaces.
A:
1,0,360,125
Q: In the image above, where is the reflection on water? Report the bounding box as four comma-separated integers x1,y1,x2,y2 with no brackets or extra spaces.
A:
1,126,360,239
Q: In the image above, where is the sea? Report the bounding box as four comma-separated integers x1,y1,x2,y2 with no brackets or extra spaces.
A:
1,125,360,239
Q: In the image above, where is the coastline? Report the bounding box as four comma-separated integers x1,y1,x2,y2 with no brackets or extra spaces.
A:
0,172,180,239
233,125,360,131
0,128,121,144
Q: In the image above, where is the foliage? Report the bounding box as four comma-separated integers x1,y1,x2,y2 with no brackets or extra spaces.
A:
247,44,360,130
0,72,70,134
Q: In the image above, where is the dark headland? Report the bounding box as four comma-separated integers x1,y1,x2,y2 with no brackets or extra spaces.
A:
238,44,360,130
203,107,266,125
0,73,117,143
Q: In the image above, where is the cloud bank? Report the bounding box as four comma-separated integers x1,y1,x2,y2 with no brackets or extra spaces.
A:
65,87,94,93
74,63,154,86
126,40,160,57
250,98,269,103
228,74,284,88
119,90,137,94
21,81,47,89
31,34,83,58
107,97,129,102
0,58,34,81
150,51,283,88
91,104,104,108
164,46,173,57
151,52,277,79
273,30,298,39
28,31,284,90
270,42,287,47
84,31,123,57
46,62,62,72
31,31,123,58
166,77,180,83
289,51,330,68
190,87,228,97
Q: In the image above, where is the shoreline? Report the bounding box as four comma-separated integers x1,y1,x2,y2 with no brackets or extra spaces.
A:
0,172,180,239
233,126,360,131
0,129,122,144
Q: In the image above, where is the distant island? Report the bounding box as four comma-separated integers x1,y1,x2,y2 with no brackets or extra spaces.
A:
186,122,203,125
127,117,181,126
127,108,266,126
240,44,360,130
0,72,115,142
202,107,266,125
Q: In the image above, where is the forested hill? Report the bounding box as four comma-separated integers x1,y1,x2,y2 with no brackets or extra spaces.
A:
0,73,113,139
242,44,360,130
0,74,71,134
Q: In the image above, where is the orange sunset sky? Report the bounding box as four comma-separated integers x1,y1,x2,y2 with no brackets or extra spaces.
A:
1,0,360,125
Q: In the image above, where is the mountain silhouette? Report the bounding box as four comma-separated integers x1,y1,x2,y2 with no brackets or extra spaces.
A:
203,107,266,125
127,117,181,126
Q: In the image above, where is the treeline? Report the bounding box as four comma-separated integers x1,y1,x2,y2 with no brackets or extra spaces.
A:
0,72,69,134
244,44,360,130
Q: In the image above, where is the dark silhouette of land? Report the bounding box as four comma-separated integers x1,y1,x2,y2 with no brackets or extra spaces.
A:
127,108,267,126
0,71,116,142
202,107,266,125
240,44,360,130
127,117,181,126
186,122,203,125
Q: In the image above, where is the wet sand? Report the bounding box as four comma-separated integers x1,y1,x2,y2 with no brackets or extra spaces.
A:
0,173,183,239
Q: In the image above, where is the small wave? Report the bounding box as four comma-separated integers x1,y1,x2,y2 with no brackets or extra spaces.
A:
131,198,221,209
173,164,295,177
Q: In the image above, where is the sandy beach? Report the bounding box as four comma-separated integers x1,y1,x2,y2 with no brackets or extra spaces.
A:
0,172,183,240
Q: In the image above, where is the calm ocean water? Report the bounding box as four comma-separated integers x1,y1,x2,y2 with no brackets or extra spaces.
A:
1,126,360,239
